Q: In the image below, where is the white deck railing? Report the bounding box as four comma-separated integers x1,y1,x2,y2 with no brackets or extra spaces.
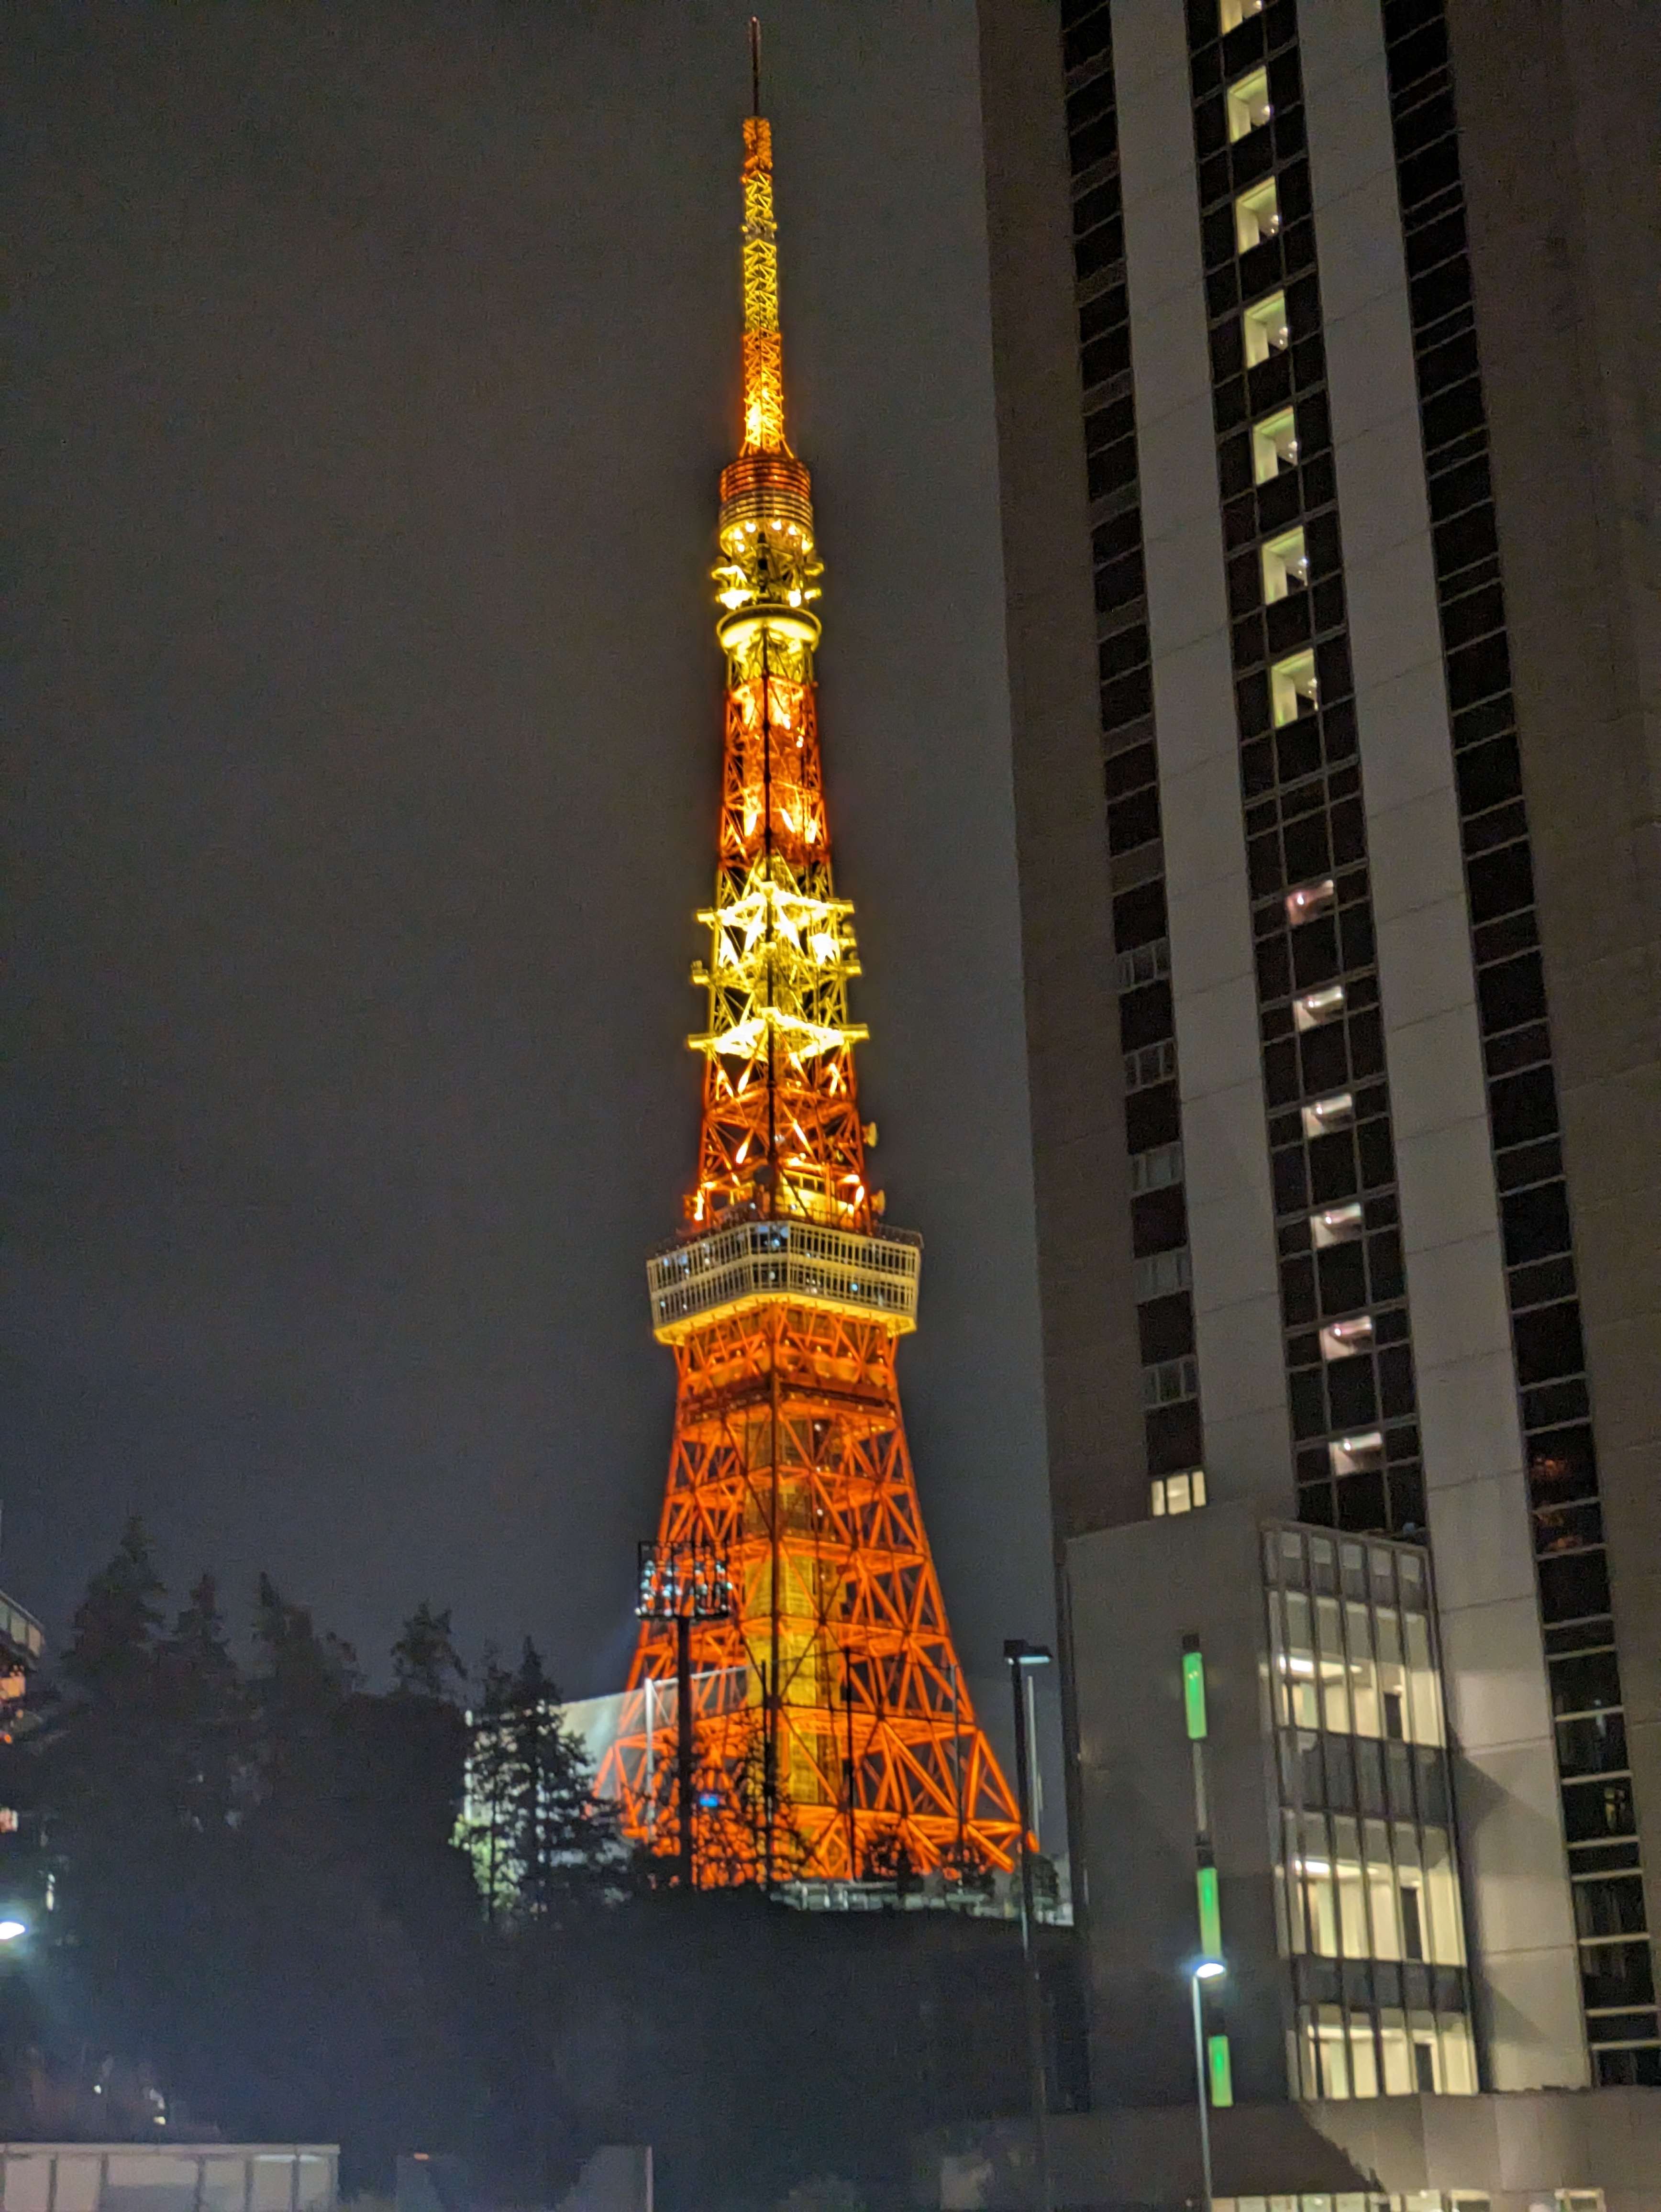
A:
647,1216,921,1338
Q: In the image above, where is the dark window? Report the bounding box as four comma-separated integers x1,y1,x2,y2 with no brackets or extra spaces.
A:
1529,1425,1599,1510
1074,182,1119,240
1281,1255,1318,1327
1502,1181,1572,1267
1434,500,1498,577
1479,951,1548,1034
1291,917,1341,990
1063,5,1113,71
1089,438,1141,503
1551,1648,1622,1717
1539,1548,1611,1626
1109,785,1162,855
1456,731,1522,813
1101,663,1153,725
1069,112,1118,172
1574,1876,1648,1939
1126,1083,1182,1154
1490,1064,1559,1149
1446,630,1511,710
1139,1293,1195,1366
1327,1356,1378,1429
1114,879,1167,952
1120,979,1174,1053
1082,325,1133,387
1513,1300,1586,1385
1557,1710,1628,1778
1309,1132,1359,1206
1096,546,1146,611
1104,739,1156,797
1581,1942,1655,2013
1146,1399,1204,1475
1132,1185,1188,1258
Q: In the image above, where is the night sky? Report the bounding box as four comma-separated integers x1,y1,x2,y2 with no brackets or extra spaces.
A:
4,2,1056,1785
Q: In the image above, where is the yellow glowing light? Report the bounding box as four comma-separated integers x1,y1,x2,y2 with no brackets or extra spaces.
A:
740,117,787,455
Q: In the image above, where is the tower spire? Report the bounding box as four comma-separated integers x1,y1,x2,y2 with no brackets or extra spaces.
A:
740,29,787,457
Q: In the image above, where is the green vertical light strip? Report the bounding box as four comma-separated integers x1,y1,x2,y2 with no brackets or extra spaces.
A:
1196,1863,1222,1957
1207,2033,1234,2109
1183,1647,1207,1739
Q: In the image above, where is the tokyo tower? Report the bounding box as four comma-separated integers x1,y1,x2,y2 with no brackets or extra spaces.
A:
599,48,1020,1886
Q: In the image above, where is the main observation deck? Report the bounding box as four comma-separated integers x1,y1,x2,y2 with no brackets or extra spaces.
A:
647,1215,920,1343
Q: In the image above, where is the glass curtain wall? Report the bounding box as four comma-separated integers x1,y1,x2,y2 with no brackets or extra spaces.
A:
1265,1524,1476,2098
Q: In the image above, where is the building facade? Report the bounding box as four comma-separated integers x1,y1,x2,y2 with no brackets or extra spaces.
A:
976,0,1658,2166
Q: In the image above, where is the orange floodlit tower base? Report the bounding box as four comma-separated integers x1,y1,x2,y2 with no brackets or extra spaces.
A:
597,42,1020,1886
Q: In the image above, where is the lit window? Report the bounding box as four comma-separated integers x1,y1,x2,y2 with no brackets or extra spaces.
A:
0,1810,17,1835
1150,1468,1207,1517
1226,68,1272,143
1235,178,1282,253
1302,1091,1354,1136
1262,527,1309,604
1294,983,1344,1029
1242,289,1290,368
1271,650,1318,724
1311,1201,1364,1248
1252,407,1298,483
1285,876,1336,925
1320,1316,1374,1361
1331,1431,1384,1476
1219,0,1264,27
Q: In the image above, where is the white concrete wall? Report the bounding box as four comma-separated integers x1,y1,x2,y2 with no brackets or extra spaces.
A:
1114,0,1293,1512
1298,0,1585,2092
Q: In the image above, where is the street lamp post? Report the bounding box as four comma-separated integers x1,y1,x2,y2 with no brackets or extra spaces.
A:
1004,1638,1053,2212
636,1540,732,1889
1188,1957,1225,2212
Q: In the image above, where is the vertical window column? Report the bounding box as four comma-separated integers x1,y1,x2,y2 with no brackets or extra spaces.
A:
1182,0,1426,1538
1061,0,1204,1501
1376,0,1657,2085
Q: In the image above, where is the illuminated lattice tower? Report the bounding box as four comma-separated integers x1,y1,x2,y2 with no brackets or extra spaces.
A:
598,94,1020,1884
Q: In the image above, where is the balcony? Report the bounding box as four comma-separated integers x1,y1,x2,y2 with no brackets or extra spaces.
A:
647,1216,921,1341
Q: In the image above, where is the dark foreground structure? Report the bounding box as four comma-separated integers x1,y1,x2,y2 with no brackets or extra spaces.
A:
974,0,1660,2203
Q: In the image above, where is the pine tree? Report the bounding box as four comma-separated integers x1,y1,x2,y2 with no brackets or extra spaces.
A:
457,1650,518,1925
392,1603,465,1701
460,1641,624,1924
61,1513,163,1697
155,1572,249,1837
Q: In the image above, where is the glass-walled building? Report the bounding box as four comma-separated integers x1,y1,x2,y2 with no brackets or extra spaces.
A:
1264,1525,1474,2100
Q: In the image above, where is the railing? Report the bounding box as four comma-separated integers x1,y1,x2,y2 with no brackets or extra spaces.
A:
647,1216,921,1338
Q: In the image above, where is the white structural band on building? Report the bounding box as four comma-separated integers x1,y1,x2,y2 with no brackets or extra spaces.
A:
646,1217,921,1341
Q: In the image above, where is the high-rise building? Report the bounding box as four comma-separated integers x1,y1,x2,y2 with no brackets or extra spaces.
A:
597,78,1021,1887
974,0,1659,2198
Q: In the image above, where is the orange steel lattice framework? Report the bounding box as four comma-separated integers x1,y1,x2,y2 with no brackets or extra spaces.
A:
596,88,1020,1885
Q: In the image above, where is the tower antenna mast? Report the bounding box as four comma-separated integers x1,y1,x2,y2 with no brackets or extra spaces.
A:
750,17,762,119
